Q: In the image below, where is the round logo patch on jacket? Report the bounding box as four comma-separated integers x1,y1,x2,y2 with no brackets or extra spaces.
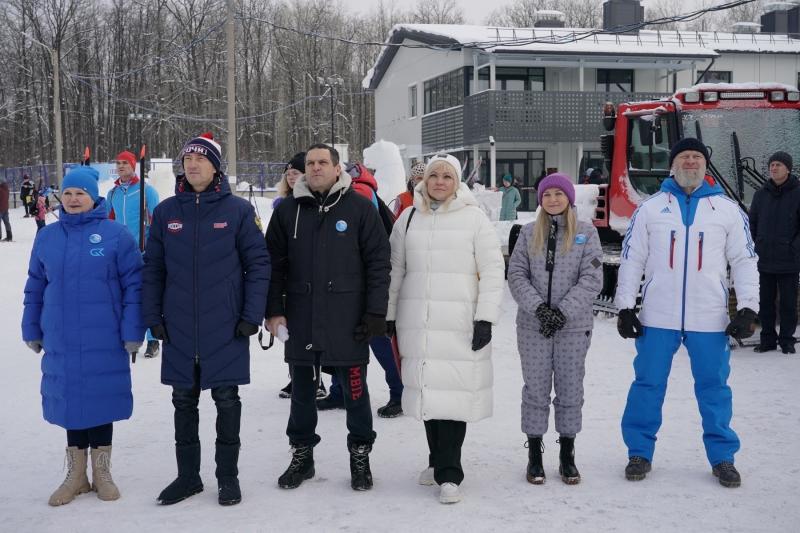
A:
167,220,183,233
335,220,348,232
575,234,587,244
89,233,102,244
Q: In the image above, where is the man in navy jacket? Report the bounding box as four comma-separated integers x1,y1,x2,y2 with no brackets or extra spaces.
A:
142,132,270,506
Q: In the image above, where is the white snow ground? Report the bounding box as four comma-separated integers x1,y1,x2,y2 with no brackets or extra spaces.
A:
0,201,798,533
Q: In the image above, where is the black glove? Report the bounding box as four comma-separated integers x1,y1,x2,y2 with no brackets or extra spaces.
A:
725,308,758,340
354,313,387,342
150,324,170,343
617,309,643,339
235,320,259,337
535,304,566,338
471,320,492,351
386,320,396,337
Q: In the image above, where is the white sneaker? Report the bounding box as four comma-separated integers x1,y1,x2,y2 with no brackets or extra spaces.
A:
418,467,435,486
439,482,461,504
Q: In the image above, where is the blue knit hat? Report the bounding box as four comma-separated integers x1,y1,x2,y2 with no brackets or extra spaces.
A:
62,166,100,201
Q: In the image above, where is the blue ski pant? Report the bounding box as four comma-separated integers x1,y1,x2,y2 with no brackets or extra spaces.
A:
621,326,740,466
329,336,403,401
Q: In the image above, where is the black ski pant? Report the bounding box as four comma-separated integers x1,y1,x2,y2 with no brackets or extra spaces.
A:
172,364,242,448
67,423,113,449
424,419,467,485
287,361,375,448
759,271,799,348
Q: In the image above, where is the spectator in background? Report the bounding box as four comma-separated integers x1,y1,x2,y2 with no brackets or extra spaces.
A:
107,150,161,359
392,162,426,217
32,189,49,233
499,174,522,221
748,151,800,354
273,151,327,401
21,174,35,217
272,152,305,209
0,176,11,242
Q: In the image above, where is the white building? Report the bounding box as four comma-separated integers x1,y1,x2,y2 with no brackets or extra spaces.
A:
363,1,800,211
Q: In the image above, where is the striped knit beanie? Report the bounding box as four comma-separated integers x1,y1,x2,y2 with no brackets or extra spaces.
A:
181,132,222,171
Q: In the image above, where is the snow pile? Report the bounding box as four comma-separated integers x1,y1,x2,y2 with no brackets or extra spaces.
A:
574,184,600,222
362,140,407,202
471,183,503,221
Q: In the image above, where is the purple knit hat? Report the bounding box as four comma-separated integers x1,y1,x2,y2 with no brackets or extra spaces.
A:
537,173,575,206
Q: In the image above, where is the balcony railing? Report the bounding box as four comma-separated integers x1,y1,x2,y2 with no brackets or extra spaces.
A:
421,90,670,152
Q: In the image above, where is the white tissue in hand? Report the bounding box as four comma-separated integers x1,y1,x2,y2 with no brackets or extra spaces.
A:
277,324,289,342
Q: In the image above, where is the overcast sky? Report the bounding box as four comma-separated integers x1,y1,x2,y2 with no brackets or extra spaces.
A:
347,0,694,26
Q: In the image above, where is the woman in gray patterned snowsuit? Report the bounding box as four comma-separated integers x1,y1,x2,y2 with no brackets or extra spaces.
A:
507,173,602,485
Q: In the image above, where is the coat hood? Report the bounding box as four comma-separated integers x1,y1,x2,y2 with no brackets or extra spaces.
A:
413,181,479,212
59,197,109,226
293,169,352,200
661,176,723,198
764,175,799,196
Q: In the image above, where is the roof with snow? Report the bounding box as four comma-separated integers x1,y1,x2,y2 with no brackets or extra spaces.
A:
364,24,800,90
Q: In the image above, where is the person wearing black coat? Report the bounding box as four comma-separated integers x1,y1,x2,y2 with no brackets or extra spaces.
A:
21,175,35,217
142,132,271,506
749,151,800,354
265,144,391,492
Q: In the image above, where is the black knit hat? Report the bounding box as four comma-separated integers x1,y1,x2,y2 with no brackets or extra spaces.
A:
669,138,710,168
285,152,306,174
768,151,793,172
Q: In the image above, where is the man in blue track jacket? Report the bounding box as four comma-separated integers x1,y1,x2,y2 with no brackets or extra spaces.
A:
614,138,759,488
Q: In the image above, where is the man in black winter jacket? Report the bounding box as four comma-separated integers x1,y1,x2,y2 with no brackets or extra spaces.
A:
749,150,800,354
265,143,391,492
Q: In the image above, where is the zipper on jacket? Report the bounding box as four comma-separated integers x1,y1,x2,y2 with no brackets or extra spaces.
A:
698,231,704,271
680,195,691,332
669,230,676,269
194,193,200,365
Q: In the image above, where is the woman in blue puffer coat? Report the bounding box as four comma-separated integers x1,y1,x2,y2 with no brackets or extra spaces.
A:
22,166,144,507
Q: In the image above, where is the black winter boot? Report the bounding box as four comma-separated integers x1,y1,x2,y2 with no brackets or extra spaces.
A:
526,437,545,485
625,456,652,481
157,444,204,505
349,442,373,491
215,444,241,505
558,437,581,485
278,445,315,489
712,462,741,488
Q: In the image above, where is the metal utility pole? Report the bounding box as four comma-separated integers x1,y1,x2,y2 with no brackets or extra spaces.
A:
52,48,63,188
226,0,237,183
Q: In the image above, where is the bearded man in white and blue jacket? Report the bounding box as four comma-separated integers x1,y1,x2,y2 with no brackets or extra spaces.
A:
614,138,759,489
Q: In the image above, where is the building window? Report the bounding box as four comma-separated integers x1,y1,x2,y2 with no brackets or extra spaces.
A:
424,68,465,114
597,69,634,92
700,71,732,84
465,67,545,95
409,85,417,118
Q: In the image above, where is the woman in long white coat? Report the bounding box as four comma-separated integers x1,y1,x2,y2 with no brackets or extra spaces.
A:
386,153,505,504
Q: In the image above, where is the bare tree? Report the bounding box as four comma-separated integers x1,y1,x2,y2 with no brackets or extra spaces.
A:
410,0,464,25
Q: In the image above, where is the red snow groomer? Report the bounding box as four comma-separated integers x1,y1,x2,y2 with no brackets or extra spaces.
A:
592,83,800,313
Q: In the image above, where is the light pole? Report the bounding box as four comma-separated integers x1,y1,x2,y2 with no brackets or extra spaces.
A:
128,113,152,151
225,0,237,183
318,76,344,146
21,33,63,188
